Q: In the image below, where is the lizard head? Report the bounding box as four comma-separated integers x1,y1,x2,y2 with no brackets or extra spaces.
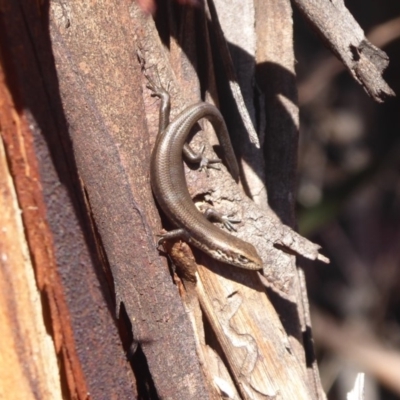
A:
211,238,263,271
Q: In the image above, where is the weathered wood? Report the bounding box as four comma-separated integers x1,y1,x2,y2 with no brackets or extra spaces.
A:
253,2,327,398
49,1,210,398
0,2,137,398
293,0,394,102
206,0,269,208
2,0,394,398
137,1,329,398
0,128,62,400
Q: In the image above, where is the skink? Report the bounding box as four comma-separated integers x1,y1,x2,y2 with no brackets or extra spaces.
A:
149,81,263,270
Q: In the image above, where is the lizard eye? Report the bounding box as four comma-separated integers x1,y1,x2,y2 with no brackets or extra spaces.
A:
238,255,249,264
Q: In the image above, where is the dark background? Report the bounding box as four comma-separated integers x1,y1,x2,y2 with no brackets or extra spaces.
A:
294,1,400,399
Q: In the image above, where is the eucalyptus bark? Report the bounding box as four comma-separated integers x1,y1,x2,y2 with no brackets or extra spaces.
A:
0,0,392,399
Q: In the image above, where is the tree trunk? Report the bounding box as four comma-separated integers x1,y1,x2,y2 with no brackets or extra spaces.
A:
0,0,392,399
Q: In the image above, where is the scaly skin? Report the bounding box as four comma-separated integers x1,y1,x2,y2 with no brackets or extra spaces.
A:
149,81,262,270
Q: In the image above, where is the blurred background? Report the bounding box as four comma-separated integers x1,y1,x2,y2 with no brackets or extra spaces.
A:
294,1,400,399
